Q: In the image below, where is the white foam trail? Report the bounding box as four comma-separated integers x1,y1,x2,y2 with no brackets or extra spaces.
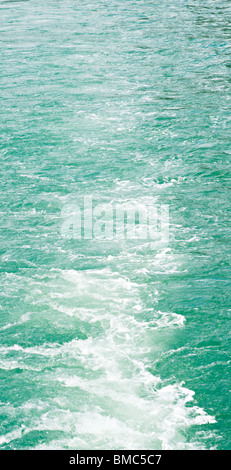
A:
0,265,216,449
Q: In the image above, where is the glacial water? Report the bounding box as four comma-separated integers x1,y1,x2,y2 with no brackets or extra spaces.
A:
0,0,231,450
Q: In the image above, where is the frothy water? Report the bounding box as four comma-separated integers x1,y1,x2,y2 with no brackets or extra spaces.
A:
0,0,230,450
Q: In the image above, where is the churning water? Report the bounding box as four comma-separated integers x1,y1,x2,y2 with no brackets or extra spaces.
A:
0,0,231,450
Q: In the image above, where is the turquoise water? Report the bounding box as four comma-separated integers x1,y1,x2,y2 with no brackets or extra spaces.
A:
0,0,231,450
